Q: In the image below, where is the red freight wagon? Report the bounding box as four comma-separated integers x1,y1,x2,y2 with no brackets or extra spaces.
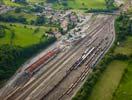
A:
25,48,60,74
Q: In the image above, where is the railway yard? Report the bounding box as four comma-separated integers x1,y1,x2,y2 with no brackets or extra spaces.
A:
0,14,115,100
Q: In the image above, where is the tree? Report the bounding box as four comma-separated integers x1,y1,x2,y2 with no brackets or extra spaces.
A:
15,8,21,13
35,16,46,25
0,25,5,38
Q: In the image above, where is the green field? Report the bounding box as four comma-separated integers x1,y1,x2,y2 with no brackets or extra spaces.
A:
2,0,21,6
1,0,46,6
27,0,46,3
89,61,128,100
0,23,49,47
67,0,106,9
112,37,132,100
114,37,132,56
89,36,132,100
1,0,106,9
113,61,132,100
54,0,106,9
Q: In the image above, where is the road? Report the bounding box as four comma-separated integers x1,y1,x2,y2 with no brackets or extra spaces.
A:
0,14,115,100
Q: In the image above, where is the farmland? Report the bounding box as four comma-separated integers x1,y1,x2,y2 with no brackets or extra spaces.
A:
0,23,50,47
66,0,106,9
0,0,46,6
113,61,132,100
114,37,132,56
27,0,46,3
53,0,106,9
112,37,132,100
88,36,132,100
1,0,107,9
1,0,21,7
89,60,128,100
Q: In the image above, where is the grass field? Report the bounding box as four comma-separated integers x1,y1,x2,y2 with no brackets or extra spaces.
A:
113,61,132,100
112,36,132,100
89,35,132,100
68,0,106,9
0,23,49,47
2,0,21,6
53,0,106,9
27,0,46,3
1,0,46,6
88,61,128,100
114,37,132,56
2,0,106,9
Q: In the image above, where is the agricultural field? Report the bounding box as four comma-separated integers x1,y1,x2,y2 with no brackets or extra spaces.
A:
67,0,106,9
113,61,132,100
27,0,46,4
114,37,132,56
88,36,132,100
0,23,49,47
112,36,132,100
1,0,107,10
88,60,128,100
53,0,106,9
0,0,46,6
1,0,21,6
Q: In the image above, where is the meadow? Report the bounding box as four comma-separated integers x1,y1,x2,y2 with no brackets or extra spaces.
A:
1,0,21,6
1,0,106,9
112,37,132,100
67,0,106,9
0,23,49,47
113,61,132,100
88,36,132,100
89,60,128,100
114,37,132,56
0,0,46,6
27,0,46,4
53,0,106,9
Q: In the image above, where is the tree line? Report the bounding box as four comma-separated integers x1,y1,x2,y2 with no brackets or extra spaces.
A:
85,0,118,13
0,36,56,81
115,12,132,42
0,25,7,38
0,15,27,24
105,0,115,9
0,13,50,26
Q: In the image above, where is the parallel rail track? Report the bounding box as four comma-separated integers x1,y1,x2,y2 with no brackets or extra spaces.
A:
4,16,114,100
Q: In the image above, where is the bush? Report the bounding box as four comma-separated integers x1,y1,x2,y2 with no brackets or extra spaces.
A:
0,25,7,38
0,15,27,24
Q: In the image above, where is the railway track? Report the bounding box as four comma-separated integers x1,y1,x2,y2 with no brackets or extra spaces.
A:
3,16,99,100
16,28,99,100
4,15,114,100
57,32,114,100
5,25,96,100
39,16,114,99
42,18,115,100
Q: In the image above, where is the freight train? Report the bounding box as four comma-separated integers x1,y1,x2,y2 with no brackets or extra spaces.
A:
25,48,61,75
14,48,61,86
